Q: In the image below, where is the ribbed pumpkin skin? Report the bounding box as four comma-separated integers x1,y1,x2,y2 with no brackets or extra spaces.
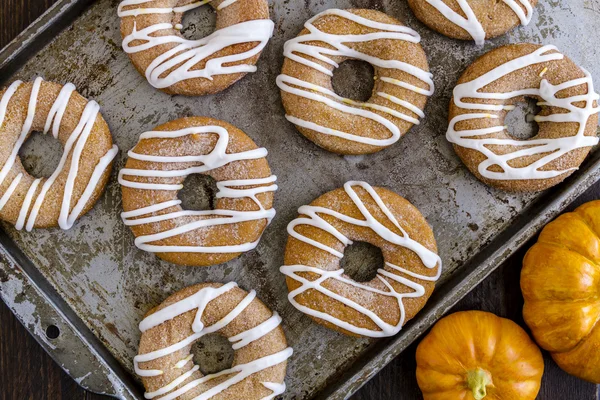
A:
522,200,600,383
415,311,544,400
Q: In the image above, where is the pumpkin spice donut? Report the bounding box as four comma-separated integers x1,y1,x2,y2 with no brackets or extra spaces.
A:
119,117,277,266
446,43,600,192
135,282,293,399
277,9,434,155
280,181,441,338
407,0,538,45
118,0,274,96
0,78,118,231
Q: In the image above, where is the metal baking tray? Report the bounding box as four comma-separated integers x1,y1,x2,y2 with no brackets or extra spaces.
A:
0,0,599,398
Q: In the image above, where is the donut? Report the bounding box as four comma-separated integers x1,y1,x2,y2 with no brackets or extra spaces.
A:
0,78,118,231
280,181,441,338
118,0,274,96
119,117,276,266
446,44,600,192
134,282,293,399
276,9,434,155
407,0,538,45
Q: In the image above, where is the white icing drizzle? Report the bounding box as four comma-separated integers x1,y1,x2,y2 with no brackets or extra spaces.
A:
424,0,534,45
259,382,286,400
446,45,600,181
280,181,441,337
135,282,292,400
174,354,193,369
503,0,534,26
276,9,434,147
118,0,238,17
118,126,276,254
0,78,118,230
229,312,282,350
118,0,274,89
16,178,41,230
0,173,22,211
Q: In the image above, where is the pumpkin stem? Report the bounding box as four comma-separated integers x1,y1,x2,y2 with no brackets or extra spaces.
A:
466,368,491,400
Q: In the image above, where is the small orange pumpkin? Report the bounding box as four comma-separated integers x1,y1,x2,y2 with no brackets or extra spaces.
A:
416,311,544,400
521,200,600,383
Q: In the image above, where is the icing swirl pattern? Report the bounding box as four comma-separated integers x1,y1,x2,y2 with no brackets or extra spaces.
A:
135,282,292,399
422,0,534,45
447,45,600,182
277,9,434,151
118,0,274,93
0,78,118,230
280,181,441,337
118,120,276,265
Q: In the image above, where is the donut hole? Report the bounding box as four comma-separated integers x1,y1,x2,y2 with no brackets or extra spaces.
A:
332,60,375,102
505,97,541,140
178,2,217,41
18,131,62,178
192,333,234,375
178,174,218,211
340,241,383,283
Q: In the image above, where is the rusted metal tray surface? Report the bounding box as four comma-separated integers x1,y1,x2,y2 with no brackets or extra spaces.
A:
0,0,599,398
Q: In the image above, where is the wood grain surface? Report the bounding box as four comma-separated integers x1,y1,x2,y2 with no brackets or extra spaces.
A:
0,1,599,399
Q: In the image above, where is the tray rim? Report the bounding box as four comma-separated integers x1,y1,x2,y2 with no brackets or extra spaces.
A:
0,0,93,77
0,230,142,399
0,1,599,399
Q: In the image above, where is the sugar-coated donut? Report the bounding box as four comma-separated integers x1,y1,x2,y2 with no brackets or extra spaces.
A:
135,282,293,399
0,78,118,231
118,0,274,96
280,181,441,338
119,117,276,266
407,0,538,45
277,9,434,155
447,44,600,192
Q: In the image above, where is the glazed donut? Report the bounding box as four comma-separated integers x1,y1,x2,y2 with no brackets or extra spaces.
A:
280,181,441,338
135,282,293,399
0,78,118,231
277,9,434,155
119,117,276,266
446,44,600,192
118,0,274,96
407,0,537,45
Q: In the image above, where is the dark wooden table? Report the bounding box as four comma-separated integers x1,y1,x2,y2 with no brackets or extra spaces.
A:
1,1,599,399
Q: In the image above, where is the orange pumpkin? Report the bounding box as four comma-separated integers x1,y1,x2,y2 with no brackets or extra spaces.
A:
416,311,544,400
521,200,600,383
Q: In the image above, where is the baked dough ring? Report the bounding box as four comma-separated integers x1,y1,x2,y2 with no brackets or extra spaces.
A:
118,0,274,96
135,282,293,399
407,0,538,45
280,181,441,338
119,117,276,266
0,78,117,231
447,44,599,192
277,9,433,155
